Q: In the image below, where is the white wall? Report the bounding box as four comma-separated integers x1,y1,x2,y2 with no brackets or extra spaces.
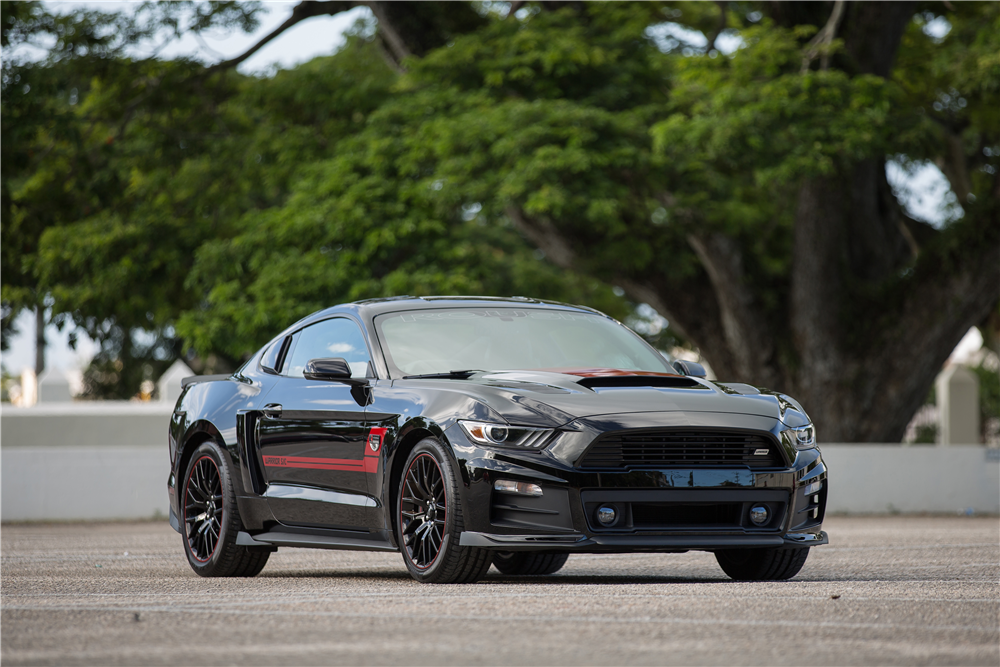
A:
820,444,1000,514
1,446,170,521
2,402,172,522
2,403,998,521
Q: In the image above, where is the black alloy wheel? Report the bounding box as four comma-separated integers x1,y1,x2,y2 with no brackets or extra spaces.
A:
400,453,447,569
181,440,271,577
396,438,492,584
184,454,223,563
492,551,570,576
714,546,810,581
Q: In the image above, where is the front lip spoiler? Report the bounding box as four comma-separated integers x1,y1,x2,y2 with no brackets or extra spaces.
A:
459,530,828,551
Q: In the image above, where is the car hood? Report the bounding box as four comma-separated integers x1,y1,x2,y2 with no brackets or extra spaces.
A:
419,369,811,429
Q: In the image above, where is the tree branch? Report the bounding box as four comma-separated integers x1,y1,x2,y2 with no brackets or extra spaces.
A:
507,204,740,380
800,0,845,73
367,1,413,68
204,1,358,76
686,232,779,385
505,206,578,268
864,211,1000,441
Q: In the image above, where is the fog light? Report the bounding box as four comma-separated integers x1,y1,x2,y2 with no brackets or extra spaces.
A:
749,505,769,525
596,505,618,526
494,479,543,497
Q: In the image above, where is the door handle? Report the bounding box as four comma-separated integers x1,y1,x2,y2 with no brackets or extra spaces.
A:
262,404,282,419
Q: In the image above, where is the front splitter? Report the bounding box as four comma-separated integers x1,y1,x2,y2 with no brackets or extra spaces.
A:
459,530,828,551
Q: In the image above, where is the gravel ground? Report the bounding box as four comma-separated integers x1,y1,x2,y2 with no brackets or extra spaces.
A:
1,515,997,666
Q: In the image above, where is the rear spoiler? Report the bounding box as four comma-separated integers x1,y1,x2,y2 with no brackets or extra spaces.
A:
180,374,232,388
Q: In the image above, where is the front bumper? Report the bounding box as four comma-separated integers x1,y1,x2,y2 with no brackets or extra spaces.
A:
454,431,829,554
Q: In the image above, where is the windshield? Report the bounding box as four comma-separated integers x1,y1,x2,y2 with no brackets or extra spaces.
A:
376,307,671,378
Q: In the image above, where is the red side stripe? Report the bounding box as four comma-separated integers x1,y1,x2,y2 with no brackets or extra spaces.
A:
262,427,388,474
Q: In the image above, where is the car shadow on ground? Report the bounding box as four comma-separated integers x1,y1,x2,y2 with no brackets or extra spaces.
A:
257,569,730,585
254,568,963,584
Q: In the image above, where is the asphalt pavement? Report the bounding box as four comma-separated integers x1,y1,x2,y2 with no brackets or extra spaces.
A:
1,516,997,666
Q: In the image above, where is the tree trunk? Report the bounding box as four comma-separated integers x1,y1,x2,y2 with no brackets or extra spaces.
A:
508,1,1000,443
34,306,45,376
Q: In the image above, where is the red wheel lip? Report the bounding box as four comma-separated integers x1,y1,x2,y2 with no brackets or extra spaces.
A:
184,454,222,564
399,452,447,571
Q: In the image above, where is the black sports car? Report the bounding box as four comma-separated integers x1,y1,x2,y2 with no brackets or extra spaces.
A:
168,296,828,583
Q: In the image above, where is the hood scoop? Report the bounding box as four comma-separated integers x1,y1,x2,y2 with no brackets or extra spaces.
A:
575,376,703,390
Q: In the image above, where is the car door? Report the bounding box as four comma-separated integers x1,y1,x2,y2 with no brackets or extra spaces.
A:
257,317,376,531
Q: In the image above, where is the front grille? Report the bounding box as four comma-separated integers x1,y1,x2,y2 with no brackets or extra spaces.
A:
578,429,783,469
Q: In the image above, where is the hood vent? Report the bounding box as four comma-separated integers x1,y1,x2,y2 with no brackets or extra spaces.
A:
576,376,702,390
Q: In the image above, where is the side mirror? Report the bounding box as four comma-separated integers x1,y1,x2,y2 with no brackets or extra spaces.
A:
304,358,366,385
672,359,707,378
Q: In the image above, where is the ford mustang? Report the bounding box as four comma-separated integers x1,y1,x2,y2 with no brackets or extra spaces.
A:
167,296,828,583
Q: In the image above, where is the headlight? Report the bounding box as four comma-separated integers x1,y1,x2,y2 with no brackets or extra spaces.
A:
459,421,553,449
790,423,817,450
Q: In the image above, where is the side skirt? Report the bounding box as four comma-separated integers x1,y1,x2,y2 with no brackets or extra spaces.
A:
236,529,397,552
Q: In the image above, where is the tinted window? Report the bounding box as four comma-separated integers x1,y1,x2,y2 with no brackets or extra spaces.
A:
284,318,371,379
376,308,670,378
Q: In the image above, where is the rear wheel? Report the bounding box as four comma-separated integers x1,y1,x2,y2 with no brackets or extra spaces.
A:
181,440,270,577
492,551,569,576
397,438,492,584
714,547,809,581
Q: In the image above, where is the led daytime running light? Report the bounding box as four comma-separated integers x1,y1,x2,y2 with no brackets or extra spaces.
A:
459,421,553,449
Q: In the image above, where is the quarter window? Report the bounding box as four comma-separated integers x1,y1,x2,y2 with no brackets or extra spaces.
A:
260,336,290,374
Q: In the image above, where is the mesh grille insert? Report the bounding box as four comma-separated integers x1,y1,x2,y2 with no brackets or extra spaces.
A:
578,430,783,469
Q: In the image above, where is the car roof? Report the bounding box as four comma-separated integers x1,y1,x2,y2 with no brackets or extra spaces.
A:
301,295,605,327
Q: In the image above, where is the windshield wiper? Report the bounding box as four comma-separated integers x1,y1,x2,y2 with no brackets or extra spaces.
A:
402,369,484,380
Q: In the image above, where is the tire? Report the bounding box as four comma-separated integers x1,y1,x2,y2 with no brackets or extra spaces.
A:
396,438,492,584
714,547,809,581
181,440,270,577
492,551,569,576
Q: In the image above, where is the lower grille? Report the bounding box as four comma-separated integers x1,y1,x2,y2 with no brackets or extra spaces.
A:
631,502,741,528
581,489,789,532
578,429,784,469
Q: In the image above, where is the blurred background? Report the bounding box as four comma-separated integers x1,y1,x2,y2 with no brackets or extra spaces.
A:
2,1,998,520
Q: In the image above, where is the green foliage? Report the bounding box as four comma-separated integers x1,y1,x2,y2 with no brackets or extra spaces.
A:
970,357,1000,443
3,0,998,412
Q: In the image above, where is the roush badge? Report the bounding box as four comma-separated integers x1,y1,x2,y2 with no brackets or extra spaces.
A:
366,427,387,454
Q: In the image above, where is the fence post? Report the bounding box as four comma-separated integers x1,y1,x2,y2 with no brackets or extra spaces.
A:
935,364,980,445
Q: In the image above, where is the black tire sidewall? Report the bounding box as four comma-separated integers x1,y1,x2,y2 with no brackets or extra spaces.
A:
182,440,238,576
397,438,463,582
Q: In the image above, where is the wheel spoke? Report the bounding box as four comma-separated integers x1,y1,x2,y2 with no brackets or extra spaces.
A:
184,455,224,563
400,453,448,570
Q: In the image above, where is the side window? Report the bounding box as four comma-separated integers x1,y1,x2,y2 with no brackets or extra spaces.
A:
284,318,372,379
260,336,290,374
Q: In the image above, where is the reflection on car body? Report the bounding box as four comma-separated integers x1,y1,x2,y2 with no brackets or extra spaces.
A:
167,296,828,583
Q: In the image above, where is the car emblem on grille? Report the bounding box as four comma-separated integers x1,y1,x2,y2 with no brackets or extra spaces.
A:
753,448,769,455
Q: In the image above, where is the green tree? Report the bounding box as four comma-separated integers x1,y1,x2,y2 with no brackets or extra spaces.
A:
4,1,998,443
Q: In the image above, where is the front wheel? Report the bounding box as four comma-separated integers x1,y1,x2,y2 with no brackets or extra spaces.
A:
397,438,492,584
181,440,270,577
714,547,809,581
